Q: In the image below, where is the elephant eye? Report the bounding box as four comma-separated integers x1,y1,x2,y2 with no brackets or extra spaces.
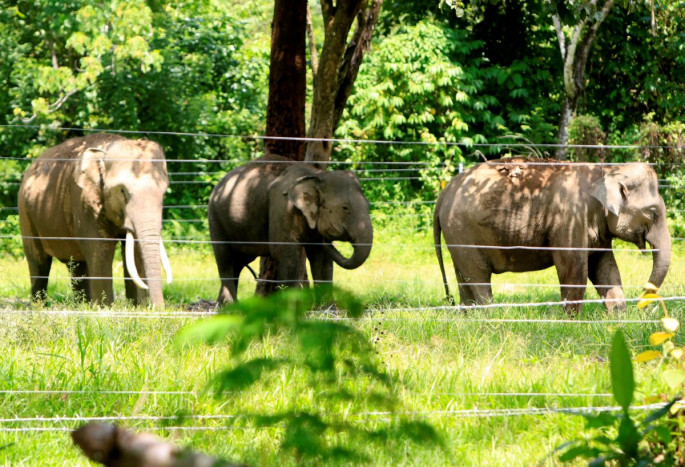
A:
643,207,657,219
342,205,350,212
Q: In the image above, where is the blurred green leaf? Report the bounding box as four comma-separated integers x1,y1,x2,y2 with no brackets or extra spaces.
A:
583,412,619,429
175,315,242,346
610,330,634,411
211,358,287,393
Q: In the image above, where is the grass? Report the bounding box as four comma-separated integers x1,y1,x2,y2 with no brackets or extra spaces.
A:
0,209,684,466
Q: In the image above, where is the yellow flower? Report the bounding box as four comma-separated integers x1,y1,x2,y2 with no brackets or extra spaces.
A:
649,331,674,346
636,350,662,362
637,293,661,309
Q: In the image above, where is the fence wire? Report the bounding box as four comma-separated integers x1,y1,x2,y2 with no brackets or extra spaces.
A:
0,402,670,433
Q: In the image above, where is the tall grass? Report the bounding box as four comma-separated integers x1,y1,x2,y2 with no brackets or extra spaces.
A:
0,208,683,466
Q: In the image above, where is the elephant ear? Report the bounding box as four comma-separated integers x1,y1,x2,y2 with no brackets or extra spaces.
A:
590,172,628,216
288,175,321,229
76,148,107,213
76,148,106,189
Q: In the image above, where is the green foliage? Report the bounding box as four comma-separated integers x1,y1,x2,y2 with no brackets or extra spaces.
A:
638,114,685,172
0,0,269,217
336,20,505,200
631,113,685,236
0,215,22,258
587,2,685,137
568,114,606,162
0,228,685,464
556,329,678,465
610,330,634,412
177,287,442,463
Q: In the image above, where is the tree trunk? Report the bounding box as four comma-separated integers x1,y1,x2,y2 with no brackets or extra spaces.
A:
555,96,576,160
552,0,615,160
257,0,308,297
264,0,307,161
305,0,383,164
259,0,383,295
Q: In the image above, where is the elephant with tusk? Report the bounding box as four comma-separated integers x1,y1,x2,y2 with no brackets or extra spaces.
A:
18,133,172,306
434,158,672,315
208,154,374,304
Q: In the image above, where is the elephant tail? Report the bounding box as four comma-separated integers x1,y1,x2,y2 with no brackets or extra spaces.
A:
433,205,454,305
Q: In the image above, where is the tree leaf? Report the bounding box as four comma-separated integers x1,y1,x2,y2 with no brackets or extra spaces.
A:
175,315,242,346
661,369,685,389
648,332,673,346
653,426,672,444
637,293,660,309
610,330,634,411
635,350,662,362
558,445,600,462
583,412,618,429
617,416,640,458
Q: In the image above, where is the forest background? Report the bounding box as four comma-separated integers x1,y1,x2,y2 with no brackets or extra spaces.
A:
1,0,685,248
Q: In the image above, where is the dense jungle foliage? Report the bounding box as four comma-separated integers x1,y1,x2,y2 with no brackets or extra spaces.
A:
1,0,685,239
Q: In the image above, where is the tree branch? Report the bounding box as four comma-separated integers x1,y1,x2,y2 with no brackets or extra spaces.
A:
48,40,59,69
332,0,383,130
551,14,566,60
21,89,79,124
72,422,244,467
572,0,616,93
305,0,366,163
320,0,335,25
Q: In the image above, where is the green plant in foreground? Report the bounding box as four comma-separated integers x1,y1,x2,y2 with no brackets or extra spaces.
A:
176,287,443,464
555,329,677,465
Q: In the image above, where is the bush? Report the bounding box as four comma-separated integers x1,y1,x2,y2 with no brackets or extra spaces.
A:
568,114,606,162
0,214,22,258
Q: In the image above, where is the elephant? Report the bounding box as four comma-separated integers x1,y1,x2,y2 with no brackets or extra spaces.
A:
18,133,172,306
207,154,373,304
433,158,671,314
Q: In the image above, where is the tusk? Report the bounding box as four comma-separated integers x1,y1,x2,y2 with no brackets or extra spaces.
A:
125,231,149,290
160,239,173,284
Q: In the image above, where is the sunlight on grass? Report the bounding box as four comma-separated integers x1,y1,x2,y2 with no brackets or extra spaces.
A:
0,214,684,465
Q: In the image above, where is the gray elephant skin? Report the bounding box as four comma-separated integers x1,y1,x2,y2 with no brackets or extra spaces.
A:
434,158,671,314
18,133,172,306
208,155,373,304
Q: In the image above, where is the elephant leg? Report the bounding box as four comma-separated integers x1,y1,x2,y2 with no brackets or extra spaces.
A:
552,251,589,316
212,240,252,304
306,245,334,305
273,246,308,289
588,251,626,312
69,261,89,302
27,254,52,302
21,219,52,301
81,240,116,306
456,268,492,307
450,248,493,307
306,245,333,287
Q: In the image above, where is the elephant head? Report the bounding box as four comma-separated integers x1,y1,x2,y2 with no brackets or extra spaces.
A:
77,139,172,305
591,163,671,289
288,170,373,269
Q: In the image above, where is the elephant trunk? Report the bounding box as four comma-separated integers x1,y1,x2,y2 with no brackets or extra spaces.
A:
645,211,672,289
324,218,373,270
125,214,166,307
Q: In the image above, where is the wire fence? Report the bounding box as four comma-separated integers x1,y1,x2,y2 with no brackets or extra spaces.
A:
0,403,671,433
1,126,684,439
2,123,685,152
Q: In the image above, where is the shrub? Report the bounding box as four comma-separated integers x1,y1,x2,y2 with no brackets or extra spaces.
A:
568,114,606,162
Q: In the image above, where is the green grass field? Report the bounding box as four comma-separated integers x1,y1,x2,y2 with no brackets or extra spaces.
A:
0,210,683,466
